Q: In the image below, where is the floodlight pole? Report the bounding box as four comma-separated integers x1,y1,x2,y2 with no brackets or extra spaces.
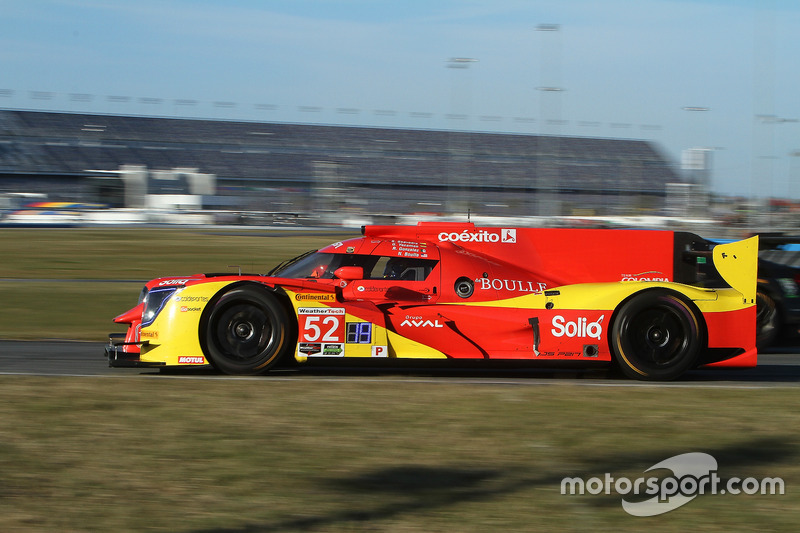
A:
446,57,478,216
535,24,563,219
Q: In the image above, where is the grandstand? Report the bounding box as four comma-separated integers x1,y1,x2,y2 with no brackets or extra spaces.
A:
0,109,681,217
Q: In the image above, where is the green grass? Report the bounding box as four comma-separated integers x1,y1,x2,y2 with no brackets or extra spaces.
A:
0,227,355,280
0,377,797,532
0,228,355,339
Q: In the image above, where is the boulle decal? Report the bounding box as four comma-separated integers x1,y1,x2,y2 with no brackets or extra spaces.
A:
477,278,547,293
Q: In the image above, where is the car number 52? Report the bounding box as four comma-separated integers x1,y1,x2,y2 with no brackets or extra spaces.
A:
299,310,345,343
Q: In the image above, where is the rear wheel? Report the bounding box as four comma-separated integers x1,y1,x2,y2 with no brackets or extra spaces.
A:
202,286,292,375
755,287,780,348
611,290,703,381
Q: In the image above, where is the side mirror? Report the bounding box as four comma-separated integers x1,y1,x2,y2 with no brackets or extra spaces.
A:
334,266,364,281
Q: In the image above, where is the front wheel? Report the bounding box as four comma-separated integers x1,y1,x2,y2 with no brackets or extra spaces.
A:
611,290,703,381
202,285,292,375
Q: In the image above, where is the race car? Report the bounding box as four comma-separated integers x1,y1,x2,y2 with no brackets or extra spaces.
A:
755,236,800,348
105,222,758,381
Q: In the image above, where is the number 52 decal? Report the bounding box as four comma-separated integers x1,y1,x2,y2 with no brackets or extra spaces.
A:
298,308,345,343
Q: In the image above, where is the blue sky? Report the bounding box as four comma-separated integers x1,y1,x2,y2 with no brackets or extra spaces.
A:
2,0,800,198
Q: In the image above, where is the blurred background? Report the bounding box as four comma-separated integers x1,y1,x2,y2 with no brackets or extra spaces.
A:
1,0,799,235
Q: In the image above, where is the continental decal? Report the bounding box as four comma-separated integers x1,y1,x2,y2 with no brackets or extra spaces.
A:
140,330,159,339
295,293,337,303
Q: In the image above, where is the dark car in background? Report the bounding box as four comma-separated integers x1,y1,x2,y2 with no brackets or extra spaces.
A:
756,236,800,348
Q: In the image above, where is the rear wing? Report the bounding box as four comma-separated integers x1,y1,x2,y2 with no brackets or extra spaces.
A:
675,234,758,303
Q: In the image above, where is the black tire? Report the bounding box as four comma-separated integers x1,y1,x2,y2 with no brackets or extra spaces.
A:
756,287,780,349
202,285,292,375
611,290,703,381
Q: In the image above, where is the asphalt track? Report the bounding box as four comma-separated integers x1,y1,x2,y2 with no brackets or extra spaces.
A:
2,340,800,387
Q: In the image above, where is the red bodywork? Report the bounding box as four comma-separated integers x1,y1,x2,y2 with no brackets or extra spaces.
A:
109,222,756,375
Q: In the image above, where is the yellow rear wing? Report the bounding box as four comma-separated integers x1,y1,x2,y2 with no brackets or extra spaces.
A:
712,236,758,304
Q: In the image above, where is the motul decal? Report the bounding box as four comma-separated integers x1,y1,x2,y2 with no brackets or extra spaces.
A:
178,356,205,365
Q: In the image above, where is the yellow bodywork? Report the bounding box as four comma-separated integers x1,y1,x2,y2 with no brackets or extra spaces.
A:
285,289,447,360
713,236,758,305
139,281,230,366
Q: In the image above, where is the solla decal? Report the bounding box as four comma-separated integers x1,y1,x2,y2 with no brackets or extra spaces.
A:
551,315,604,340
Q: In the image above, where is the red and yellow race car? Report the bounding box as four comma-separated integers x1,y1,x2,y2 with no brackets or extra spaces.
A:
106,222,758,380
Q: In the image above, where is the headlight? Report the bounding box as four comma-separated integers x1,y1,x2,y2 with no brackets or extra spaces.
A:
141,287,177,327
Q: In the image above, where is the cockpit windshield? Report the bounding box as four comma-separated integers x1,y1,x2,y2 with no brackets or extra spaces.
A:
271,251,438,281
